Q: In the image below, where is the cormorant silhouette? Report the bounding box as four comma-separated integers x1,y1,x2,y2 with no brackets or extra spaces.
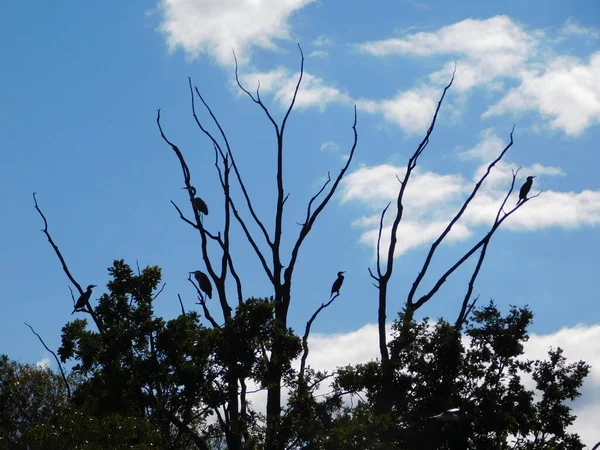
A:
429,407,460,422
183,186,209,216
517,176,535,205
330,271,345,297
191,270,212,299
72,284,96,314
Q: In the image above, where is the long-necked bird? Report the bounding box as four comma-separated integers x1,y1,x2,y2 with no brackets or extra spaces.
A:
517,176,535,205
183,186,209,216
72,284,96,314
330,271,345,297
429,407,461,422
190,270,212,299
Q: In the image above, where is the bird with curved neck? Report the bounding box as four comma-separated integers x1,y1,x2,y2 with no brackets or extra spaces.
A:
183,186,209,216
330,271,345,298
517,176,535,205
190,270,212,299
72,284,96,314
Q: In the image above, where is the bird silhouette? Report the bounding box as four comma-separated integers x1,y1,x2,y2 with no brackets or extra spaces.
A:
330,271,345,297
183,186,209,216
190,270,212,299
517,176,535,205
72,284,96,314
429,407,461,422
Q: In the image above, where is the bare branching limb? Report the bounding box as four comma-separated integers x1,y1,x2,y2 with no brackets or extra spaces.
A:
33,192,104,334
233,51,280,134
299,293,341,383
158,110,235,322
24,322,71,399
191,81,273,251
284,106,358,287
412,169,536,311
177,293,186,316
302,172,331,226
407,125,516,307
375,73,455,364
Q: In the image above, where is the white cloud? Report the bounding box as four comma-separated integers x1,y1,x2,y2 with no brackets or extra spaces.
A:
359,16,536,92
341,132,598,258
357,86,442,134
484,52,600,136
35,357,51,369
238,68,350,110
357,16,600,136
157,0,316,65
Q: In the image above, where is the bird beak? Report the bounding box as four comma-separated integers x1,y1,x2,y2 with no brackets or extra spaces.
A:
91,285,97,288
341,271,346,274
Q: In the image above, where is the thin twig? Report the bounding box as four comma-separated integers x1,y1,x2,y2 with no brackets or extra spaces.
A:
177,293,186,316
152,283,167,301
24,322,71,398
299,293,341,383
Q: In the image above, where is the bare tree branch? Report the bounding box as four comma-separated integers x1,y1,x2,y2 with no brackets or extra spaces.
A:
191,81,273,251
33,192,104,334
177,293,186,316
33,192,82,295
280,43,304,136
299,293,341,383
24,322,71,399
407,125,516,306
233,51,280,134
412,170,532,311
284,106,358,287
152,283,167,301
374,73,455,364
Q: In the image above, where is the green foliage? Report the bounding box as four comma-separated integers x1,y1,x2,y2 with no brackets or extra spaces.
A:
5,260,589,449
333,301,589,450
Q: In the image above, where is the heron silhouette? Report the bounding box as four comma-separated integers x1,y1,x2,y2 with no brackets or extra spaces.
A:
190,270,212,299
183,186,209,216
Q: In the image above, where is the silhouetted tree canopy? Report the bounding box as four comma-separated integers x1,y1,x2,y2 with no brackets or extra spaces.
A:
4,49,589,449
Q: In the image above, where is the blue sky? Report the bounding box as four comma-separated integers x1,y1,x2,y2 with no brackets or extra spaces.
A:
1,0,600,438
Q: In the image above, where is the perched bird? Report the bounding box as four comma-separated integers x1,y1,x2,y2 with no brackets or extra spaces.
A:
330,271,345,298
190,270,212,299
429,407,461,422
517,176,535,205
182,186,209,216
72,284,96,315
